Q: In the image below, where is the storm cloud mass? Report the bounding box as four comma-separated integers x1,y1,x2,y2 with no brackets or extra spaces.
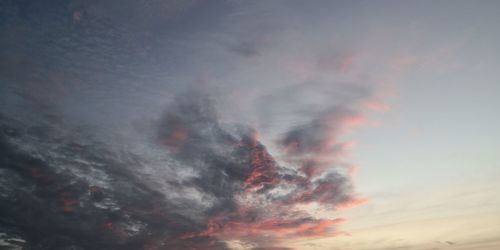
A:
0,1,381,249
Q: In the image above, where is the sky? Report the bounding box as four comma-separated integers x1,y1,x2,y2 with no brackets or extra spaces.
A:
0,1,499,250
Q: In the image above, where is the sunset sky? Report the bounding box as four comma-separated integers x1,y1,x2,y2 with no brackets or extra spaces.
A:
0,1,499,250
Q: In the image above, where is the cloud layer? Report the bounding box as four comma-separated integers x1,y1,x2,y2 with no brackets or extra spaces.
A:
0,88,369,249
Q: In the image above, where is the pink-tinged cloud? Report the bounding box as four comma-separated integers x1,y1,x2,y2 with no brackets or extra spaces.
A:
277,106,366,181
160,127,188,152
182,208,346,244
242,139,280,191
335,197,368,211
157,93,372,248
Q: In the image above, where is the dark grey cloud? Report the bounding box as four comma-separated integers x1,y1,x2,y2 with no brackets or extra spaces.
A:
0,112,226,249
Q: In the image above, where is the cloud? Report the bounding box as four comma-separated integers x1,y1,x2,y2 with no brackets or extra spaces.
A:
274,103,369,209
154,92,368,247
279,106,363,156
0,111,226,249
0,84,372,249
